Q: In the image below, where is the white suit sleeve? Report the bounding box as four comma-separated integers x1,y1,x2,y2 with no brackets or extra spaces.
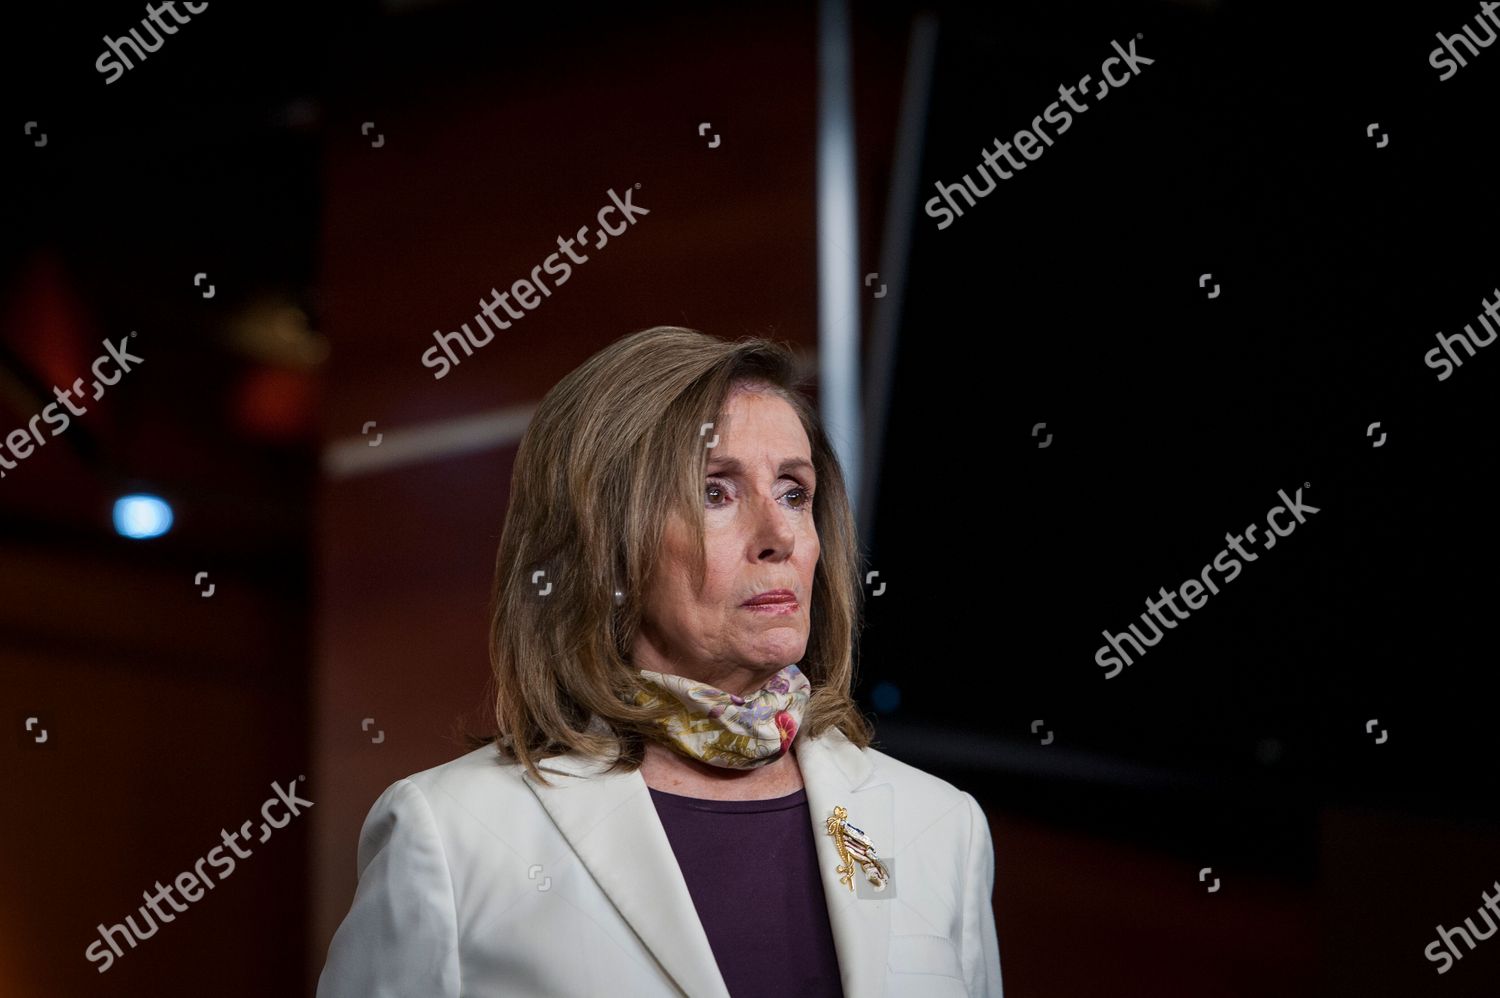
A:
316,778,461,998
959,791,1004,997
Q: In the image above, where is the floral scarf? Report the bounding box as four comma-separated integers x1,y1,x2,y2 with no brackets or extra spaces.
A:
633,663,810,769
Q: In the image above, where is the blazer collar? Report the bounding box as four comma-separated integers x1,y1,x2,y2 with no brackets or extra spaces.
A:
520,725,893,998
795,725,894,998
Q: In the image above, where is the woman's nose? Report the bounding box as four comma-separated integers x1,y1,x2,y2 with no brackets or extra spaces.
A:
749,494,795,556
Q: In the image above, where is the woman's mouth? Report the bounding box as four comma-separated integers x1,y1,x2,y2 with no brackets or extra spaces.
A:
742,589,798,613
742,600,797,614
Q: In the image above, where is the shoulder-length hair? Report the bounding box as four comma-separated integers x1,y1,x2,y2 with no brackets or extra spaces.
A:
470,325,874,784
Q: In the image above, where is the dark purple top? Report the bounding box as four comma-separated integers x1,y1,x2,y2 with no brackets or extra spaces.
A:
648,786,845,998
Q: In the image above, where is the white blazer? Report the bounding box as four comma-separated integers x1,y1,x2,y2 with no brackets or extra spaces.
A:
316,725,1003,997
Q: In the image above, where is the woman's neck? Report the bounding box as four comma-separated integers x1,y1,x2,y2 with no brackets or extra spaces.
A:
639,738,805,800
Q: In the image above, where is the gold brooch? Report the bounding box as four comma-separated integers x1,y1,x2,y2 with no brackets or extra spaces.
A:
825,805,890,892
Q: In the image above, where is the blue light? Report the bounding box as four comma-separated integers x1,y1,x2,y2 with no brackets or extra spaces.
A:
113,494,174,538
871,680,901,714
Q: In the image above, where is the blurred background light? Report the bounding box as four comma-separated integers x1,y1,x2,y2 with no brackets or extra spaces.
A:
111,493,174,539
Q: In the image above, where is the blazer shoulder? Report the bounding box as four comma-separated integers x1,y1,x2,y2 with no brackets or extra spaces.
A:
862,739,977,812
388,742,538,822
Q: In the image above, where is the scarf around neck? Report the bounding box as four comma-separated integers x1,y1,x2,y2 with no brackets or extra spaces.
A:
633,663,811,769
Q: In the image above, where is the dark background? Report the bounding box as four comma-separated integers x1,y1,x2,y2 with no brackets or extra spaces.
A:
2,0,1497,995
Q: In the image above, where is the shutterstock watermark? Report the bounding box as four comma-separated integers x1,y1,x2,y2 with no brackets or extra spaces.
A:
1423,285,1499,381
420,185,649,379
1425,878,1500,974
1095,486,1320,678
0,333,144,480
925,34,1154,230
1429,2,1500,82
84,776,313,973
96,2,211,85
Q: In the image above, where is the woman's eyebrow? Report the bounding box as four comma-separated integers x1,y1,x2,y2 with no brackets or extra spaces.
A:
705,456,814,478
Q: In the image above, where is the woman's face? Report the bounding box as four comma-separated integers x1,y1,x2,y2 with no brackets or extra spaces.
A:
634,387,820,697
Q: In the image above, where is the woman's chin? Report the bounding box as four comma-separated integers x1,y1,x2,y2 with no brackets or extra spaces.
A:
738,636,807,670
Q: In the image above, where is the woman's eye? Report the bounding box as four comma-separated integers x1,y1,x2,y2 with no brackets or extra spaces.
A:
785,488,813,509
705,481,728,505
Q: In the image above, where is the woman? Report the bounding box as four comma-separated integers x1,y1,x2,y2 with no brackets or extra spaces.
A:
316,327,1003,997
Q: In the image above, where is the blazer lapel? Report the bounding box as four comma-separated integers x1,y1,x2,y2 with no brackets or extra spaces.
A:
521,752,731,998
794,727,893,998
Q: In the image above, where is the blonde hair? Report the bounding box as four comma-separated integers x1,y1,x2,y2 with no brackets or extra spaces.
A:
470,326,874,784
